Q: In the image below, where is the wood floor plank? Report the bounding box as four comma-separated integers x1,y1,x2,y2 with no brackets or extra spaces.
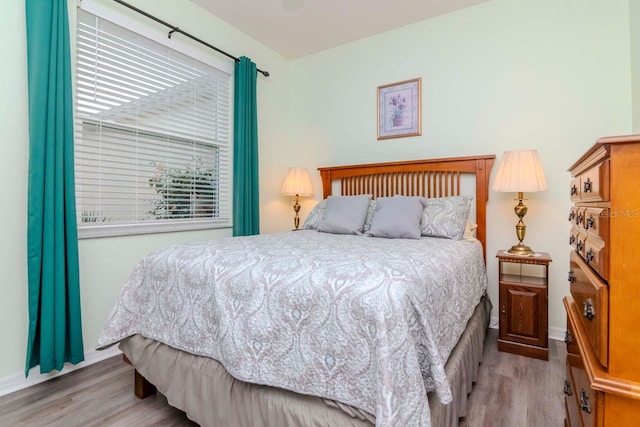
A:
0,329,565,426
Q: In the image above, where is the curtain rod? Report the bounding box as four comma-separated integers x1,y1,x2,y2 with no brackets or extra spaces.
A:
112,0,270,77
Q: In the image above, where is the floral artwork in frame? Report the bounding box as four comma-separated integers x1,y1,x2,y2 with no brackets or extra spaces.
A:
377,78,421,140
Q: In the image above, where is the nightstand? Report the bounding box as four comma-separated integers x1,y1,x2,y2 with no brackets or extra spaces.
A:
496,250,552,360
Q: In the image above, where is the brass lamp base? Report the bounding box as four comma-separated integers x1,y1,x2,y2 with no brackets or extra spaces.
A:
507,242,535,256
291,194,301,230
507,191,535,256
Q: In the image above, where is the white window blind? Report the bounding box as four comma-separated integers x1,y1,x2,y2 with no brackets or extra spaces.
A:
74,9,231,238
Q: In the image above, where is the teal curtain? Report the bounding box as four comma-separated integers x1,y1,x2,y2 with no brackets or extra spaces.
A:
25,0,84,375
233,56,260,236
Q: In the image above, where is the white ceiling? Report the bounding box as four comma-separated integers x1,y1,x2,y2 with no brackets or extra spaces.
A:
191,0,489,59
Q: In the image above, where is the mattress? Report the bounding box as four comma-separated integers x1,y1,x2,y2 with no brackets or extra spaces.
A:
98,231,488,426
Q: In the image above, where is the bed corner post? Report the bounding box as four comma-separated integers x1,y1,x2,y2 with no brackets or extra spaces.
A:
475,157,495,263
319,169,332,199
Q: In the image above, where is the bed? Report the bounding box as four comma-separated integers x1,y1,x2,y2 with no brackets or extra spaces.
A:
97,154,496,427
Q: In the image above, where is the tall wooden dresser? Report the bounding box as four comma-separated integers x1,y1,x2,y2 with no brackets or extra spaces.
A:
563,134,640,426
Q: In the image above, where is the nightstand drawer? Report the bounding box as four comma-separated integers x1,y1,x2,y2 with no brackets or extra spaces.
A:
569,251,608,367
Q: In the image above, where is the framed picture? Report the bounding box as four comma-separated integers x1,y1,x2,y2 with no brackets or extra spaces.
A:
377,77,422,140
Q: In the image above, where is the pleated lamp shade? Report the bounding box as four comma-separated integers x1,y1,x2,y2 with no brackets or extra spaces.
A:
281,168,313,196
492,149,548,193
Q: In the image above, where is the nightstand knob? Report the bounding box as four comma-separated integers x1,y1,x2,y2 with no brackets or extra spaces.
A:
576,213,583,225
563,380,572,396
564,330,573,345
570,185,578,196
583,299,595,321
583,178,592,193
568,271,575,283
585,216,594,230
568,211,576,221
579,388,592,413
576,241,584,252
569,235,576,245
586,249,595,264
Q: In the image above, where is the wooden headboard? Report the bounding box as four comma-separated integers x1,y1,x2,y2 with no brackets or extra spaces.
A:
318,155,495,260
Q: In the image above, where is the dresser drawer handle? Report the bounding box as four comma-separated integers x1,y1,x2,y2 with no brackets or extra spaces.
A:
577,241,584,252
568,211,576,221
576,213,583,225
583,299,595,321
585,216,594,230
571,185,578,196
569,235,576,245
579,388,592,413
568,271,575,283
583,178,592,193
564,330,573,345
563,380,572,396
586,249,595,264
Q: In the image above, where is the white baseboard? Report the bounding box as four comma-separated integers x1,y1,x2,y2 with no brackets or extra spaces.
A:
489,316,566,342
0,346,122,398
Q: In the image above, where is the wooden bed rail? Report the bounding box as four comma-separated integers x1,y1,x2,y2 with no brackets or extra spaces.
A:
318,155,495,260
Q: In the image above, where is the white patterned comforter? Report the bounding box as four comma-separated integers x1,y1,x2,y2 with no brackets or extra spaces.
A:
97,230,488,427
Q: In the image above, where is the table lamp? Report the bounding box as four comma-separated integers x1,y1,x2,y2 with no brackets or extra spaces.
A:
281,167,313,230
492,149,548,255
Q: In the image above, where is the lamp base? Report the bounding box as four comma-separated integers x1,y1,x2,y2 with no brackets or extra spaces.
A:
507,242,535,256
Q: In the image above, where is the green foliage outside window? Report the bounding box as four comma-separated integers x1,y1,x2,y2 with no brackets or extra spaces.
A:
148,159,216,220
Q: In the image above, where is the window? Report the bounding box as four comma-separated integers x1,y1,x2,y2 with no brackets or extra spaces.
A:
75,9,231,237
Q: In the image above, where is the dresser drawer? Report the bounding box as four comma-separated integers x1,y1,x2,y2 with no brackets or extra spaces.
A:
583,208,609,240
569,251,608,367
568,352,601,427
577,160,610,203
569,226,579,250
573,230,587,257
570,177,581,202
565,316,579,355
574,207,586,228
584,236,608,281
564,356,582,427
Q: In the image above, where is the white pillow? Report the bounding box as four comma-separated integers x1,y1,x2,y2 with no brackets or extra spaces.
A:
463,220,478,240
421,195,472,240
302,199,326,230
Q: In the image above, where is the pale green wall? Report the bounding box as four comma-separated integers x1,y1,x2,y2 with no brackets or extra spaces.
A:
0,0,292,379
289,0,632,333
0,0,30,381
632,0,640,132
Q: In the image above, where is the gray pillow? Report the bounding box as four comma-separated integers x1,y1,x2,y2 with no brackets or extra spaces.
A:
367,196,426,239
317,195,372,235
302,199,326,230
421,195,472,240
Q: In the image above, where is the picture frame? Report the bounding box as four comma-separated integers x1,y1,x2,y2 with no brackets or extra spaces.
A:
377,77,422,140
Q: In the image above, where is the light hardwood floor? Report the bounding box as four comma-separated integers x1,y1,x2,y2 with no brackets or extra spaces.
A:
0,329,566,427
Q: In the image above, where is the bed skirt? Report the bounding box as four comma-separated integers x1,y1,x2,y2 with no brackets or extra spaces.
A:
119,295,491,427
